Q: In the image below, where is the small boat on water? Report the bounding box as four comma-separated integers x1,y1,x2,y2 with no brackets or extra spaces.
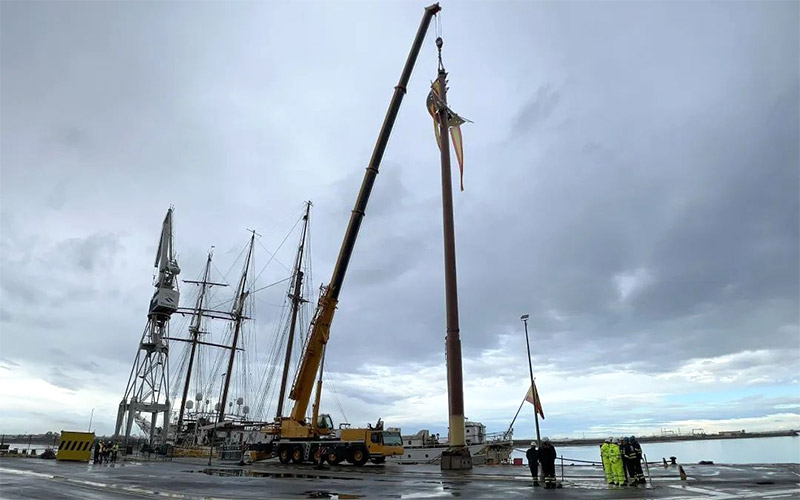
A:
387,421,513,465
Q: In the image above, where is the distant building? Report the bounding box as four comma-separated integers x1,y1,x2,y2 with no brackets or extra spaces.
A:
718,430,746,437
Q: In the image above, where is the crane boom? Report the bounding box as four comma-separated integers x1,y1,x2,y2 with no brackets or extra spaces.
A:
288,3,442,424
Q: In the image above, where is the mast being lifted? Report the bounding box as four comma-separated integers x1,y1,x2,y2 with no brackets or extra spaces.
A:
431,36,471,470
115,207,181,451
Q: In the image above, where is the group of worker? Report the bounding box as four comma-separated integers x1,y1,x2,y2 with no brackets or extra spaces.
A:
525,437,559,489
601,436,646,486
92,440,119,464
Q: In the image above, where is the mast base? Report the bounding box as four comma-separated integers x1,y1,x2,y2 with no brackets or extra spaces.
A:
440,446,472,470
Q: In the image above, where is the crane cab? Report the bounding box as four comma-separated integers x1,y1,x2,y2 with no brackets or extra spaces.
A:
339,427,403,464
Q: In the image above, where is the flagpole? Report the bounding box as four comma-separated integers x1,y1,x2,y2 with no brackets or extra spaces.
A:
521,314,541,447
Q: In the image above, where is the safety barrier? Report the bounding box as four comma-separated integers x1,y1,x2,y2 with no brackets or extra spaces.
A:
173,445,211,458
221,445,244,461
57,431,95,462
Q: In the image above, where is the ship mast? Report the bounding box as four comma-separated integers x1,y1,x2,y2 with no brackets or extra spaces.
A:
218,232,256,424
276,201,312,421
175,249,223,438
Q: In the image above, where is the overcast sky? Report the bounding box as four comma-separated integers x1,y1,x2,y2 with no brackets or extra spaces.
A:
1,1,798,442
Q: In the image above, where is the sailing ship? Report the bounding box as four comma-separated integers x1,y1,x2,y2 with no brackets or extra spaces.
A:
165,202,318,456
167,235,255,451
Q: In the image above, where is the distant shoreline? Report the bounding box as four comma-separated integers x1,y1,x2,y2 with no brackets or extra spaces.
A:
512,429,798,448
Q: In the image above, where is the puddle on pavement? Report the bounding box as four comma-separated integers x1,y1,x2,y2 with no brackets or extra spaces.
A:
193,468,360,481
304,492,362,499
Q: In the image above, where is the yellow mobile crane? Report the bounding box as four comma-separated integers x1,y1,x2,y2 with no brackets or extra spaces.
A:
260,4,443,466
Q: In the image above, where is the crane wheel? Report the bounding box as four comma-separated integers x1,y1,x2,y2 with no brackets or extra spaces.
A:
348,445,369,466
327,450,342,465
370,456,386,465
278,445,291,464
291,445,304,464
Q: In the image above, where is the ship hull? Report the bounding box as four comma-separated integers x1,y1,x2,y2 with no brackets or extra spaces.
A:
387,442,510,465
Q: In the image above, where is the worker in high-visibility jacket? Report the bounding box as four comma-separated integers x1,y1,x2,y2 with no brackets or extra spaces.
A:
600,438,614,484
609,438,626,486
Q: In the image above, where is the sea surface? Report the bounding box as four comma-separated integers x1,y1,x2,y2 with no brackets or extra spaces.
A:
510,435,799,465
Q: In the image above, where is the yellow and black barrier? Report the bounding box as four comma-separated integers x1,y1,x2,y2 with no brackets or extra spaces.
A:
56,431,95,462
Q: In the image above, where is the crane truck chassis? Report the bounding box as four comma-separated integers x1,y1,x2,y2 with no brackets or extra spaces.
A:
250,419,403,466
248,3,442,466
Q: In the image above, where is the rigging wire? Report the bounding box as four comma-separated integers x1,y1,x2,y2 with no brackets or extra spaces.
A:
252,215,303,282
323,371,349,424
250,276,293,295
220,240,250,283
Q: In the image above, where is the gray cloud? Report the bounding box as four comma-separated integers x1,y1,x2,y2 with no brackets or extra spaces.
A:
514,85,561,132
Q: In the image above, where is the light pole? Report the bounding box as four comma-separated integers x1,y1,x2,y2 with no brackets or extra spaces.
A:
521,314,541,448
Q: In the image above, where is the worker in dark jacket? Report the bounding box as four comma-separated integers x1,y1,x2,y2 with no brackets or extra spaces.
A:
622,437,635,485
630,436,646,484
539,437,558,489
93,440,101,464
525,442,539,486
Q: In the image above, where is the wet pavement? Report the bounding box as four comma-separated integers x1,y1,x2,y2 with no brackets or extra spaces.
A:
1,457,798,499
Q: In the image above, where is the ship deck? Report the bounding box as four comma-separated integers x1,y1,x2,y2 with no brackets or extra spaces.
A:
1,456,798,499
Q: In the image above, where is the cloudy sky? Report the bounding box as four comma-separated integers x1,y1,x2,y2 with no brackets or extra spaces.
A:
1,1,798,441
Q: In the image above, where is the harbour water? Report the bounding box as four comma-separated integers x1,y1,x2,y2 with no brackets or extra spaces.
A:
512,435,800,464
2,442,55,453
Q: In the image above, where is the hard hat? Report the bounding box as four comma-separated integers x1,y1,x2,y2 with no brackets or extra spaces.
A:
530,442,536,447
604,438,611,443
542,437,550,442
608,436,614,442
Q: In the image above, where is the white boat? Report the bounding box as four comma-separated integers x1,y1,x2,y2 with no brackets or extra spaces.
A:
388,421,513,465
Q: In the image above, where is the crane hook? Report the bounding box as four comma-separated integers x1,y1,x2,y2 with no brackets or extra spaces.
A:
436,37,444,72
